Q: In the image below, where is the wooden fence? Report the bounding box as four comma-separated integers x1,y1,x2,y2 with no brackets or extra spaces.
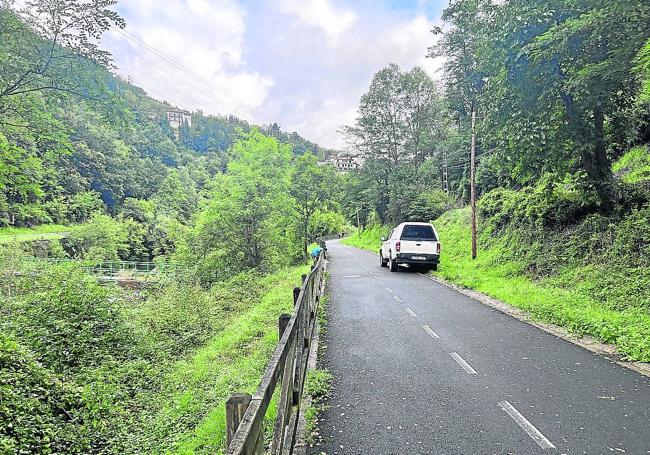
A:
225,245,327,455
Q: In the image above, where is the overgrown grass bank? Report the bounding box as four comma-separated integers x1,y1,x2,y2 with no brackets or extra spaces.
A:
341,225,389,252
342,209,650,362
0,251,309,454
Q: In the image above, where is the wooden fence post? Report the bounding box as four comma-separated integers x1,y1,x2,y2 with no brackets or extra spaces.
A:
226,393,252,447
279,313,291,339
293,287,301,305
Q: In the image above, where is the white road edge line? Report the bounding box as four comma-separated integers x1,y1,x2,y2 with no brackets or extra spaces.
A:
394,295,403,303
405,307,417,317
423,325,440,339
450,352,478,375
498,401,556,450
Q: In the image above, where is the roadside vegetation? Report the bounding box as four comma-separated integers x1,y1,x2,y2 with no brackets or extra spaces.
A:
342,148,650,361
0,248,311,454
0,2,344,453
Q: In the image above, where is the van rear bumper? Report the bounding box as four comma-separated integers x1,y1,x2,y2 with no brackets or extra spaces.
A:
395,253,440,265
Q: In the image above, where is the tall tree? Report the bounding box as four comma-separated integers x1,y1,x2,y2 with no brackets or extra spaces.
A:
343,64,447,223
477,0,649,212
290,153,337,262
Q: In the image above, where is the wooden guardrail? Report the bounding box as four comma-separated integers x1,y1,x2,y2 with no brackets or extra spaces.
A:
225,246,327,455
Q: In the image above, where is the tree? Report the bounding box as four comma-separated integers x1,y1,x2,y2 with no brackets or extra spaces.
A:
343,64,447,223
477,0,650,213
191,132,293,282
290,153,337,262
0,1,124,102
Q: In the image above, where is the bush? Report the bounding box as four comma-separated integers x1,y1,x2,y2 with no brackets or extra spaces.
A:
406,189,454,222
0,334,89,454
478,173,599,230
2,264,135,373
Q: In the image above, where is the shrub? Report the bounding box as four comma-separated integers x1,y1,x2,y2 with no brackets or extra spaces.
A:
2,265,135,373
0,334,89,454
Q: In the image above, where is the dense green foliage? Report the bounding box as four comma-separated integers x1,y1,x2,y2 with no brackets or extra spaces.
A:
0,3,344,453
0,5,335,231
343,0,649,225
0,249,310,453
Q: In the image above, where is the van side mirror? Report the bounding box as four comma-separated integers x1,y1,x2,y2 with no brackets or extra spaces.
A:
380,237,386,241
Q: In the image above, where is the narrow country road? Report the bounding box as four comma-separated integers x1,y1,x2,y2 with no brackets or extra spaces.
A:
308,240,650,455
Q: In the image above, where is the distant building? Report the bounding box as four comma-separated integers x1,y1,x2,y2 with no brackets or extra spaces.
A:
166,109,192,139
321,153,362,172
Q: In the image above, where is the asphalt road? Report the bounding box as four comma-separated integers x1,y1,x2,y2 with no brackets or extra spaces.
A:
307,240,650,455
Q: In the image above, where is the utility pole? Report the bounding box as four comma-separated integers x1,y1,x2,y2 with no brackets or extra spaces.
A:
470,108,477,260
442,148,449,194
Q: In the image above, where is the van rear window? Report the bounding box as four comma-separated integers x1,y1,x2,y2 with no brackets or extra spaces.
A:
401,225,437,241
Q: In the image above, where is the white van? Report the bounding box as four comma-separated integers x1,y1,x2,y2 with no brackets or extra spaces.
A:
379,222,441,272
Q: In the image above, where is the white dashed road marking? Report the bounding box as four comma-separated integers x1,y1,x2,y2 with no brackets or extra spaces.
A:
394,295,403,303
405,307,417,317
498,401,556,450
450,352,478,375
423,325,440,339
386,287,393,294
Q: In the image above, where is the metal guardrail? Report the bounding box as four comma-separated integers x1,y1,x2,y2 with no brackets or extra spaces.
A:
22,258,171,274
225,247,327,455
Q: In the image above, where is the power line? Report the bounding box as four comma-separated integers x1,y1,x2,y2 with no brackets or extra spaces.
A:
114,58,209,110
113,28,259,122
105,35,254,122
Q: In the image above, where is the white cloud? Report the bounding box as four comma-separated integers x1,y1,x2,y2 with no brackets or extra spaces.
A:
102,0,445,148
251,8,444,148
103,0,273,122
278,0,358,45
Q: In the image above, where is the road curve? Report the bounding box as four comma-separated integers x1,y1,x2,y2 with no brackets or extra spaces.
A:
308,240,650,455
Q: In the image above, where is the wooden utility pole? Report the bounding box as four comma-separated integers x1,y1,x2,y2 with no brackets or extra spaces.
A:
470,108,477,260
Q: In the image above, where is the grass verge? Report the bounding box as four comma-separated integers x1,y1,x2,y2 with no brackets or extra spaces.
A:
147,265,311,454
303,369,333,444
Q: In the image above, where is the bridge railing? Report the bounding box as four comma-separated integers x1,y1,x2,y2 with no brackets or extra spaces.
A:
225,249,327,455
21,257,174,275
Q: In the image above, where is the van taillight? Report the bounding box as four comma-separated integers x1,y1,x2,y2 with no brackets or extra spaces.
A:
396,241,401,252
436,243,441,254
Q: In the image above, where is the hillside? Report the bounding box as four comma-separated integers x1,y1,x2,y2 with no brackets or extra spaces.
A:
0,6,332,231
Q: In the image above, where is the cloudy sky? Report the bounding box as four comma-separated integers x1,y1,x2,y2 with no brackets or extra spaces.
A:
102,0,446,149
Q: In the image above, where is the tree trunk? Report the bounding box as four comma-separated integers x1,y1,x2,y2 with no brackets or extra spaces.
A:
561,90,616,214
584,109,616,214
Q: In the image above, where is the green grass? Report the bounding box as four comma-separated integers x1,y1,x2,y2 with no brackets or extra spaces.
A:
145,264,310,454
303,369,333,444
0,224,70,244
612,145,650,183
341,225,389,252
342,211,650,362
